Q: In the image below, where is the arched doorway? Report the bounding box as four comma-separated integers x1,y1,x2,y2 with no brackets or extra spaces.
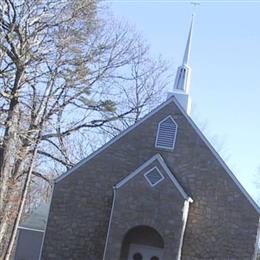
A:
120,226,164,260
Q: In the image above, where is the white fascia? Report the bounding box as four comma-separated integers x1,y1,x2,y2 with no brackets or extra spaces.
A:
18,226,45,233
177,200,190,260
115,154,193,203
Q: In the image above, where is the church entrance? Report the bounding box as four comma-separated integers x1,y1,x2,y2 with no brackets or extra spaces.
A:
120,226,164,260
128,243,163,260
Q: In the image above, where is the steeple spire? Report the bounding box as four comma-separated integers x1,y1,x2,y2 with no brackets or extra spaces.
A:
183,14,194,66
173,14,194,93
168,14,195,115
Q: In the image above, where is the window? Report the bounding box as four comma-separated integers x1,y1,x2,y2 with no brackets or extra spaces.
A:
144,167,164,187
155,116,178,150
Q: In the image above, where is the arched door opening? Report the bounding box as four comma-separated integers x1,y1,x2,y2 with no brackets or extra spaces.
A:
120,226,164,260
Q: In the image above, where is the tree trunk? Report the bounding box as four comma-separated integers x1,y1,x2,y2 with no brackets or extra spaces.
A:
0,68,25,259
0,187,21,258
0,68,24,211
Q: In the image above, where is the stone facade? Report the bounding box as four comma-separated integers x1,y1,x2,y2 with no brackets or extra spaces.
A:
104,156,191,260
42,97,260,260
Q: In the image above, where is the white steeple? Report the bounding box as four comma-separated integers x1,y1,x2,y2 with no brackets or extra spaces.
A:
182,14,194,66
169,14,195,115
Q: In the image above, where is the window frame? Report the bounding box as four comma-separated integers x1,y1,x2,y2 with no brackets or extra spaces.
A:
144,167,165,187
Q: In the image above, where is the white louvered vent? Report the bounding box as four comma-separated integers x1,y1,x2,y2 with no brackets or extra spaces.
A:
155,116,178,150
144,167,164,187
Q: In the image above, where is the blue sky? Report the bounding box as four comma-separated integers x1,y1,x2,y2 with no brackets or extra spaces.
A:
110,1,260,202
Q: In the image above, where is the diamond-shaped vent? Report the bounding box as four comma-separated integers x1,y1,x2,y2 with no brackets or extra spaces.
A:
144,168,164,187
155,116,178,150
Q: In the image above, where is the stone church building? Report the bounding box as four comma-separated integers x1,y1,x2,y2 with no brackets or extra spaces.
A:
41,17,260,260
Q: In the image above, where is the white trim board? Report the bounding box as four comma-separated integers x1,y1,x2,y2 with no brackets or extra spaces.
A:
55,96,177,183
18,226,45,233
177,200,190,260
115,154,193,203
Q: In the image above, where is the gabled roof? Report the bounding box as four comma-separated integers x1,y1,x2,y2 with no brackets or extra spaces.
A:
55,96,178,183
114,153,193,203
55,96,260,214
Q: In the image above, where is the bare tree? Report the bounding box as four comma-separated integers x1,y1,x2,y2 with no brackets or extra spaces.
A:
0,0,168,257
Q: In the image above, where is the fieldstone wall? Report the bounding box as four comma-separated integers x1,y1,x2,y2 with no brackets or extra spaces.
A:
104,158,188,260
42,99,260,260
